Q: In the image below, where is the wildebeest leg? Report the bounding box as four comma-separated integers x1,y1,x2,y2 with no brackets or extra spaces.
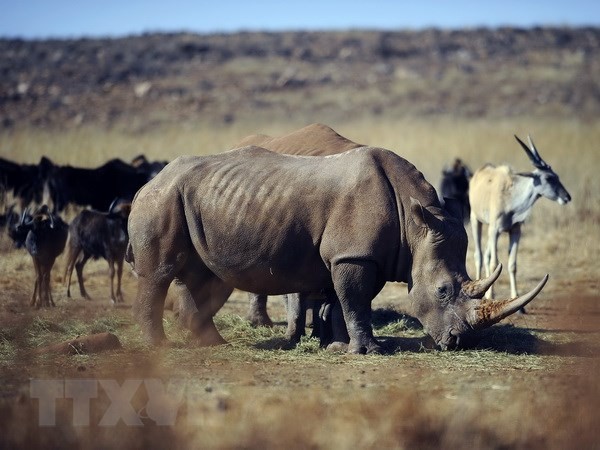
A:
75,253,91,300
107,256,117,303
41,264,52,308
115,257,124,303
30,258,40,308
284,293,306,344
246,293,273,327
508,224,525,312
330,260,382,354
64,245,81,299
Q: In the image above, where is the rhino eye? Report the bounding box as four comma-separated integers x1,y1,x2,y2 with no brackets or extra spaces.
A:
435,283,453,300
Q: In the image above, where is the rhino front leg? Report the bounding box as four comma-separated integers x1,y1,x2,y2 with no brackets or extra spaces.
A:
331,260,383,354
246,293,273,327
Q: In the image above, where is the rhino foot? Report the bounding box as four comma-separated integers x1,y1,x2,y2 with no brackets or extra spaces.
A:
326,341,348,353
348,339,384,355
247,313,274,328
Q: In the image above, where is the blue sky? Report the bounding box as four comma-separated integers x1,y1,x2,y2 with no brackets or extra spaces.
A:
1,0,599,39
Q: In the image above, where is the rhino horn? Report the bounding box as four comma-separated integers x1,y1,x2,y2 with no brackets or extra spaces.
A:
462,263,503,299
467,274,549,329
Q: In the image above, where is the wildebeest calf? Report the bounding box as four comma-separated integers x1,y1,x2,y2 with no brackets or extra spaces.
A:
64,201,131,303
13,205,68,308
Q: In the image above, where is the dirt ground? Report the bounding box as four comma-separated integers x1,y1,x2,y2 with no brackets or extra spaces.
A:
0,239,598,450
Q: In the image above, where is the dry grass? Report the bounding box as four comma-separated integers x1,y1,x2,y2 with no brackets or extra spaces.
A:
0,116,599,449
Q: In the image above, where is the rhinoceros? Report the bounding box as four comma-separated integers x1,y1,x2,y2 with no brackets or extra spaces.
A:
127,144,548,353
232,123,365,332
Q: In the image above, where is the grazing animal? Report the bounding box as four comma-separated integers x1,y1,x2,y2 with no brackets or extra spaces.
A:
127,145,548,353
4,205,28,246
14,205,68,308
0,157,54,210
469,135,570,306
64,200,131,303
439,158,472,221
46,159,150,212
131,154,169,179
232,123,364,332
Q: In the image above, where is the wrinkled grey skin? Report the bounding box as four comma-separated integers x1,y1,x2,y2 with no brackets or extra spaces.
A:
127,146,541,353
234,123,364,330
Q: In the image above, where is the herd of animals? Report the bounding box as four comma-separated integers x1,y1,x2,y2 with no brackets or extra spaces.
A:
0,124,571,353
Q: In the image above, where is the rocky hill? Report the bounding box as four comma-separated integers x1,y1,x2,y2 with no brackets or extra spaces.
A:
1,27,599,130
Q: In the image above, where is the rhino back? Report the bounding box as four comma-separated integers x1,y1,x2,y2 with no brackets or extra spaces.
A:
233,123,363,156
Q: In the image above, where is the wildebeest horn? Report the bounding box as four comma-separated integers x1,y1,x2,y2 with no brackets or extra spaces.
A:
19,208,28,226
108,198,119,214
48,211,55,229
467,274,549,329
462,263,502,299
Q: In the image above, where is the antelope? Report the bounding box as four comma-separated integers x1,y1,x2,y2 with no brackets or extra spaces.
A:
469,135,571,309
13,205,69,308
64,200,131,304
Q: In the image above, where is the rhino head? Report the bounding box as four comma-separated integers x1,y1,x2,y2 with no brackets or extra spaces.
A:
407,198,548,350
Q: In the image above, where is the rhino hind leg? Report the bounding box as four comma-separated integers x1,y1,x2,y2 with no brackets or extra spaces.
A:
331,260,383,354
246,293,273,327
284,293,307,344
175,268,232,346
133,277,171,345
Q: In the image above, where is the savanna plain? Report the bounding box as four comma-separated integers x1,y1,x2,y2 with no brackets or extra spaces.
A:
1,29,600,449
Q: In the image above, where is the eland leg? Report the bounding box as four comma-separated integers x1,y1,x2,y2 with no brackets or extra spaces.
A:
471,216,483,280
508,224,525,313
485,226,500,299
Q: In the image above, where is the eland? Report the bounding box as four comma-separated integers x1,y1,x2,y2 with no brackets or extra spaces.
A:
469,135,571,309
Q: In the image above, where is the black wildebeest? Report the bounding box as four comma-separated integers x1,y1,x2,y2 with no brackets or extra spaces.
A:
0,156,54,210
13,205,69,308
64,200,132,304
439,158,472,221
47,159,151,213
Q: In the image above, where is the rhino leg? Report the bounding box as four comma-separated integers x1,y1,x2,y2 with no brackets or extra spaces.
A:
246,293,273,327
133,277,171,345
330,260,383,354
284,293,307,344
175,267,232,346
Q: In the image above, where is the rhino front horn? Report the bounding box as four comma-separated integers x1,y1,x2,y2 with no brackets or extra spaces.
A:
467,274,549,329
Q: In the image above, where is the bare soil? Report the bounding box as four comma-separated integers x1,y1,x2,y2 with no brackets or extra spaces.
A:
0,249,598,449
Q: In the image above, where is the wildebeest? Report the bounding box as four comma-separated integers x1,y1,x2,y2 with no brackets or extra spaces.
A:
14,205,68,308
0,156,54,210
64,200,131,303
439,158,472,221
469,135,570,307
127,145,548,353
131,154,169,179
231,123,364,332
46,158,151,212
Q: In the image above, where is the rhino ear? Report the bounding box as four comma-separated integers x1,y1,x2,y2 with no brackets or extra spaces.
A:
410,197,443,231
